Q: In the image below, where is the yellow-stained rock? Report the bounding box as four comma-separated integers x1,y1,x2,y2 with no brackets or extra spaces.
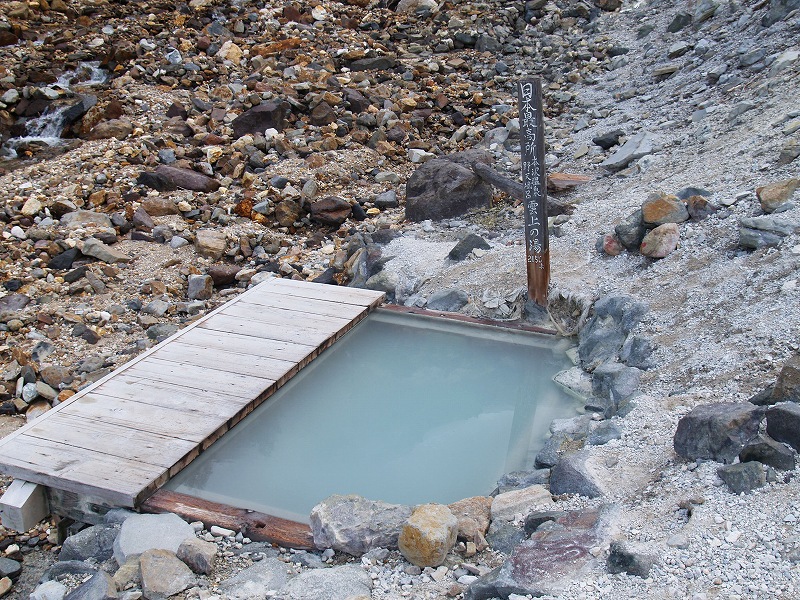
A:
398,504,458,567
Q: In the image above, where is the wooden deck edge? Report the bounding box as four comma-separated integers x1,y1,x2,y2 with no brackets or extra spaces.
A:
379,304,559,335
141,490,314,550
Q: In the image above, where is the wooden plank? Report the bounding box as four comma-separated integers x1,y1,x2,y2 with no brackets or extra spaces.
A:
234,293,371,320
224,301,353,330
177,328,317,363
199,314,340,347
124,358,276,398
142,490,314,550
152,341,297,381
82,377,251,417
60,393,239,443
25,413,197,468
268,278,385,306
0,436,158,506
379,305,558,335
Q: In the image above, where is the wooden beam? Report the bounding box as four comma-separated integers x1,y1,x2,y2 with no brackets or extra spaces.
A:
141,490,314,550
0,480,49,532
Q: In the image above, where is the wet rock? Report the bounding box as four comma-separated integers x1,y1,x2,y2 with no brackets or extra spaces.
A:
426,288,469,312
87,119,133,141
674,403,765,464
232,102,288,139
278,565,371,600
405,159,492,221
739,434,796,470
152,165,220,193
490,485,553,521
607,541,656,577
766,403,800,452
59,524,118,562
448,497,492,548
81,238,130,264
398,504,458,567
113,513,195,564
640,223,680,258
717,462,766,494
310,494,412,555
63,572,116,600
310,197,351,226
601,132,659,170
194,230,227,260
218,558,296,600
641,193,688,226
466,506,617,599
448,234,490,261
140,549,196,599
549,449,608,498
756,178,799,213
187,275,213,300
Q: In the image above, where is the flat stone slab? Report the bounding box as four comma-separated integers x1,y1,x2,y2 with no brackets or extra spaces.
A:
113,513,195,565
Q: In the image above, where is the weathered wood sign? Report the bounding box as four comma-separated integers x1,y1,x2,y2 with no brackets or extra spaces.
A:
518,78,550,306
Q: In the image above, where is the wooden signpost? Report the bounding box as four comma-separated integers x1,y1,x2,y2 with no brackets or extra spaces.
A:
517,78,550,306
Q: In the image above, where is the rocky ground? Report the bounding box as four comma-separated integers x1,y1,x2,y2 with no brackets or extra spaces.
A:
1,0,800,598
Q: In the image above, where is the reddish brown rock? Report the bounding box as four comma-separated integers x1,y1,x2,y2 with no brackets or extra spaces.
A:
641,193,688,226
602,234,624,256
686,195,718,220
756,178,799,213
232,102,288,139
310,196,352,226
275,200,304,227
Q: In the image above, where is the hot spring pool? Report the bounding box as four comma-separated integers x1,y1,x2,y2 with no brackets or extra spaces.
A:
165,309,580,523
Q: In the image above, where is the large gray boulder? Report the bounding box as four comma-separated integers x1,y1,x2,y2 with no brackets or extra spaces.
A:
405,157,492,221
578,295,649,370
673,403,765,464
766,403,800,452
60,525,118,563
112,513,196,565
278,565,372,600
310,494,412,556
549,449,608,498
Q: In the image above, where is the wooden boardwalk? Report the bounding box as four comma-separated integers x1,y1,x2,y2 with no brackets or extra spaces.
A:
0,279,385,510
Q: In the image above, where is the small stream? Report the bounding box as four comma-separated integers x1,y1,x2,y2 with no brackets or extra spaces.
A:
1,62,108,161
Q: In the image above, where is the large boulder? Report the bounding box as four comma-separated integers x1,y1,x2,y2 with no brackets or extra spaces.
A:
549,449,609,498
578,296,648,370
310,494,412,556
673,403,765,464
112,513,195,565
405,157,492,221
766,403,800,452
398,504,458,567
770,355,800,403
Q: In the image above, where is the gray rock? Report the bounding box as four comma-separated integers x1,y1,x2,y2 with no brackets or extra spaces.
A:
64,572,117,600
674,403,765,464
218,557,297,600
717,462,766,494
426,288,469,312
694,0,718,22
81,238,130,264
740,215,798,236
232,102,288,139
187,275,213,300
176,537,217,575
113,513,195,565
495,469,550,493
549,449,608,498
60,210,113,229
739,435,796,470
728,101,757,121
285,551,328,569
592,362,641,405
143,166,220,193
0,557,21,580
607,541,656,577
365,270,399,299
523,510,568,536
60,525,118,562
140,549,196,599
31,581,68,600
592,129,624,149
278,565,371,600
466,506,617,599
619,334,655,369
374,190,399,209
578,296,648,369
485,520,526,555
766,403,800,452
601,132,659,170
405,158,492,221
141,299,170,317
614,210,647,251
448,234,490,261
146,323,179,342
739,227,785,249
770,355,800,402
588,421,622,445
666,12,692,32
490,486,552,522
310,494,412,556
763,0,800,27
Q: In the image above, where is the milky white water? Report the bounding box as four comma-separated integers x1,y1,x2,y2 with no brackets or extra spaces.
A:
166,310,580,523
